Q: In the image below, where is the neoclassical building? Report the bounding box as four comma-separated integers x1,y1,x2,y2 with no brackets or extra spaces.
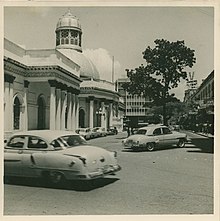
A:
4,11,124,139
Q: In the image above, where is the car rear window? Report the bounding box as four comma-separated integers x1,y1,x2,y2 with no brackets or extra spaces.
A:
51,135,87,149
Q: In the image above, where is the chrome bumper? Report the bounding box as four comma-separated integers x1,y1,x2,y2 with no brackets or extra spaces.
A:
88,164,121,179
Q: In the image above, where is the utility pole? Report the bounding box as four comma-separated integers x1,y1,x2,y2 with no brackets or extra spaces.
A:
112,56,114,83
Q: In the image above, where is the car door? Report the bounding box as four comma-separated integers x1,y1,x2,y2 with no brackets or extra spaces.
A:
4,135,27,176
152,128,163,145
20,135,49,177
161,127,176,147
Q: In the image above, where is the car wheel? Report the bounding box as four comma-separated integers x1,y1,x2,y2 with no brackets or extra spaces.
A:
177,139,185,148
46,171,65,185
146,142,155,151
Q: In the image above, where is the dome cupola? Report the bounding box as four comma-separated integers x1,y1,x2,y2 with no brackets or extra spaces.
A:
55,10,82,52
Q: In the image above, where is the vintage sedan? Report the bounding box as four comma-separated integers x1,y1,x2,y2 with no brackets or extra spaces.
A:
76,128,92,140
122,125,187,151
4,130,121,185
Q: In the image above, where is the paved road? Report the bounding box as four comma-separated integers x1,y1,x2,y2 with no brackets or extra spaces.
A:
4,131,214,215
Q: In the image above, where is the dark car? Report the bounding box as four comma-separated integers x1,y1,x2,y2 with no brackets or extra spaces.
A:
108,126,118,135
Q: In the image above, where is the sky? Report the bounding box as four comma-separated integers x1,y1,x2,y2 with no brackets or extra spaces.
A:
4,6,214,101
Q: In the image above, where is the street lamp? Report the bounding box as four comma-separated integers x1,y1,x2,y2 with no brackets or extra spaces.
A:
96,107,102,127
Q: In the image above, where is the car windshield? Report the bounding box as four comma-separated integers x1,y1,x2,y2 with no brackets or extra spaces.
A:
136,129,147,135
50,135,87,149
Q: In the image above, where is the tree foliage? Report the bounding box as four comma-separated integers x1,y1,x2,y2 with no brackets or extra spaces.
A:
123,39,196,125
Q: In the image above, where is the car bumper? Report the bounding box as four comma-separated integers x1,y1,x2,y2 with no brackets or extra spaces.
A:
88,164,121,179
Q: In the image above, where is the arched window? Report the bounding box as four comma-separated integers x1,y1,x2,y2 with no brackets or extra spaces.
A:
13,97,21,130
65,38,69,44
37,96,46,129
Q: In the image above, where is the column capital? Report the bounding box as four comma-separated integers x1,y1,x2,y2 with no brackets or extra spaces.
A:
48,80,57,87
89,96,95,100
73,88,80,95
5,74,15,83
24,80,30,88
100,98,106,103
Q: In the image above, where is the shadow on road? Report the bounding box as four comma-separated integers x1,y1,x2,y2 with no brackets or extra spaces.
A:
186,137,214,154
4,177,120,192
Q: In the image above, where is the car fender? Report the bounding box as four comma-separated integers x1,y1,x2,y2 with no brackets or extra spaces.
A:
29,152,84,174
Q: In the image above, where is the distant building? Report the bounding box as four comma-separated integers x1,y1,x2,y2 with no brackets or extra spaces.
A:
191,70,214,114
116,78,158,128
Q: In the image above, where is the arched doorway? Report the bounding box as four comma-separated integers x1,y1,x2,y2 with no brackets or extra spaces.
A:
79,109,85,128
37,95,46,129
13,96,21,130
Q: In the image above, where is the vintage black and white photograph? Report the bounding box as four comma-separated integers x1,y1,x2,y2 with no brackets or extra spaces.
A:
2,1,218,220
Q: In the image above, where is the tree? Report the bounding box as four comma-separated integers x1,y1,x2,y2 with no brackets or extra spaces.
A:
123,39,196,125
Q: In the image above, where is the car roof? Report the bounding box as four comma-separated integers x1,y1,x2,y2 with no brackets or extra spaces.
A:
138,124,167,130
10,130,78,142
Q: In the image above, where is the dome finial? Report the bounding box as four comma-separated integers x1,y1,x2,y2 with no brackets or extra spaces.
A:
63,8,73,17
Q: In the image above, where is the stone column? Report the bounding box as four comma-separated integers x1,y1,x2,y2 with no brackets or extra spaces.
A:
71,93,76,131
48,80,56,130
4,74,15,132
75,94,79,129
61,90,67,130
67,90,72,130
89,96,94,129
4,81,10,132
55,88,61,130
101,100,105,129
23,80,29,130
109,101,113,127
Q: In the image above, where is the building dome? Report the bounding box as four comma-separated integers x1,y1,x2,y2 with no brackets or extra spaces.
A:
58,48,100,80
55,11,82,52
56,11,81,30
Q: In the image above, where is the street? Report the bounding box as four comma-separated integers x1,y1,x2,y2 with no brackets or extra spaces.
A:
4,131,214,215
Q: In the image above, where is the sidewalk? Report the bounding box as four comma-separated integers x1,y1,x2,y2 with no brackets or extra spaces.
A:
196,132,214,139
184,130,214,139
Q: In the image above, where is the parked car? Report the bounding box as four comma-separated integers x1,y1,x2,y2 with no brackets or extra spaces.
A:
4,130,121,185
76,128,92,140
122,125,187,151
95,127,107,137
91,128,100,138
108,126,118,135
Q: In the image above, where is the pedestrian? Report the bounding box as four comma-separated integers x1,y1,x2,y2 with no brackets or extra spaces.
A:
127,127,131,137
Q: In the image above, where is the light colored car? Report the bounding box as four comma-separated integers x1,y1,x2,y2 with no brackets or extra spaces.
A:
91,128,100,138
122,125,187,151
4,130,121,185
95,127,107,137
76,128,92,140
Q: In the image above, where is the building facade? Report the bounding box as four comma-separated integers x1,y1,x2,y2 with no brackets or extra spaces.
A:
182,71,214,134
4,11,124,139
116,78,156,129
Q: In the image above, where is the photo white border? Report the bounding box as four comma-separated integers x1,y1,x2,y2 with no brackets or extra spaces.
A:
0,1,219,221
